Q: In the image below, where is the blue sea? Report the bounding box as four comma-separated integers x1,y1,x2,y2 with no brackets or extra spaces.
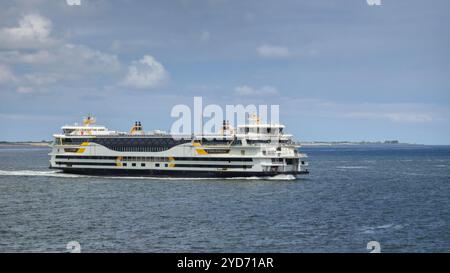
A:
0,145,448,253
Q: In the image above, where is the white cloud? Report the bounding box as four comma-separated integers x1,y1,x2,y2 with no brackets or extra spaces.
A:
0,45,120,74
257,44,291,58
234,85,279,96
0,50,52,64
0,14,57,49
58,43,120,74
122,55,168,89
0,14,121,93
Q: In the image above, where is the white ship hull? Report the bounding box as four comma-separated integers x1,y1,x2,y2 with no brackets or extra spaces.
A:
49,118,309,178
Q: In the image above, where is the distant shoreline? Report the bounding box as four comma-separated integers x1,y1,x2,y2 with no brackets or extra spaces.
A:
0,141,51,147
298,142,422,146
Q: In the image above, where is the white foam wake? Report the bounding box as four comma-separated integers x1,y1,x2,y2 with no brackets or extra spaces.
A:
0,169,82,178
0,170,299,181
267,174,297,180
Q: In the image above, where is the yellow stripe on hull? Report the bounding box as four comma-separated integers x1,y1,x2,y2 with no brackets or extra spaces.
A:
196,149,208,155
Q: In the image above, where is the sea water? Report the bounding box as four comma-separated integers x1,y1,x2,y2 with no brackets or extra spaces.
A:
0,145,448,252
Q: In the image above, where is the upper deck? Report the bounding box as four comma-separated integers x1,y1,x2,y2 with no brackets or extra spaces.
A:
53,116,297,146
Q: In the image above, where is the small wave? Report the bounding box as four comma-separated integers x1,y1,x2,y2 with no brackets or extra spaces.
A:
376,224,394,229
360,224,403,234
336,166,369,169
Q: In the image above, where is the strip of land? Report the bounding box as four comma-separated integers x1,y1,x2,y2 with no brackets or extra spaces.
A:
0,141,51,147
298,140,411,146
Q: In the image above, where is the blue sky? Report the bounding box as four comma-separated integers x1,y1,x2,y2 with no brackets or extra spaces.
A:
0,0,449,144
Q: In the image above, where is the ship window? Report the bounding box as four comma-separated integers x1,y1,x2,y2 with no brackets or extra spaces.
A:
245,127,249,134
247,140,271,144
123,163,127,167
301,161,305,165
241,150,245,155
141,163,145,167
132,163,136,167
155,163,160,167
165,164,168,167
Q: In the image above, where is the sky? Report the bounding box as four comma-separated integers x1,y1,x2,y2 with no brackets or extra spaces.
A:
0,0,449,144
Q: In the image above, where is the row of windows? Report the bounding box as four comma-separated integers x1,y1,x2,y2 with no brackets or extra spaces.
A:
122,157,169,162
58,137,292,153
270,158,306,165
58,136,292,146
247,139,292,144
58,137,246,149
174,164,252,169
55,161,252,169
56,155,117,160
203,149,230,154
193,138,244,145
198,138,232,145
247,140,271,144
55,155,253,162
110,146,169,152
56,161,165,168
58,137,191,152
55,162,116,166
120,163,253,169
178,157,252,162
123,162,156,167
60,138,91,144
240,127,283,134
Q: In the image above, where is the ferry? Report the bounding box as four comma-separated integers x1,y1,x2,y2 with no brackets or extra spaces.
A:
49,116,309,178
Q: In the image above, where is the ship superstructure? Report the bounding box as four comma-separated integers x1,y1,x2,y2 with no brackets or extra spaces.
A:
49,116,309,178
